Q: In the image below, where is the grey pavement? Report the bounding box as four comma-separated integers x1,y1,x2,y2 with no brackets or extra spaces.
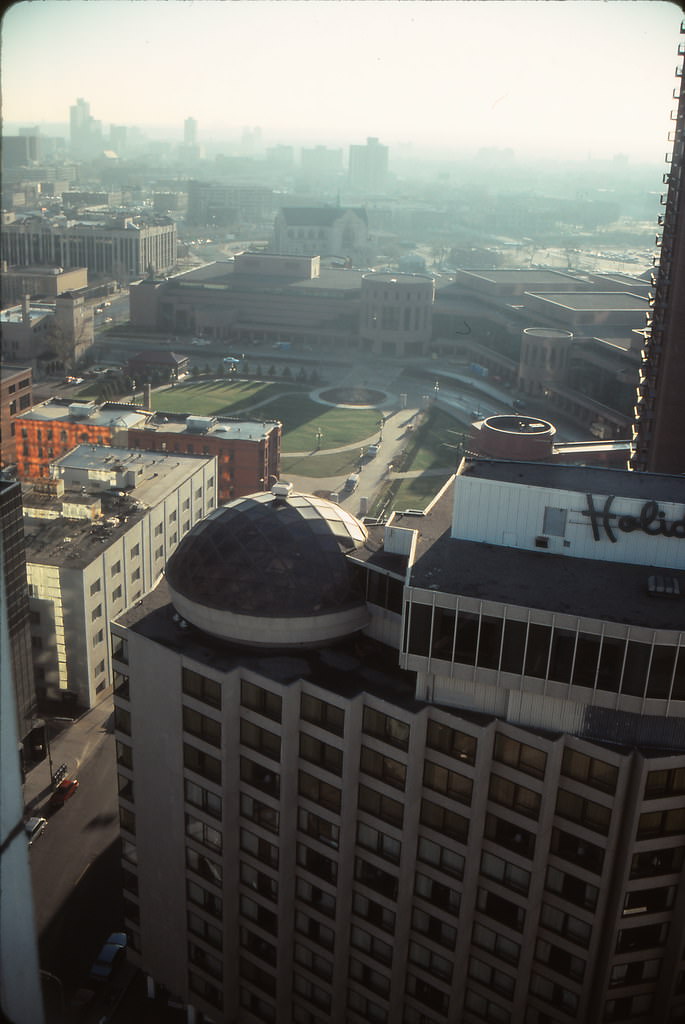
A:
24,698,114,814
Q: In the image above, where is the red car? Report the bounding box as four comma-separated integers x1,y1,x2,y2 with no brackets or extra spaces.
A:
49,778,79,809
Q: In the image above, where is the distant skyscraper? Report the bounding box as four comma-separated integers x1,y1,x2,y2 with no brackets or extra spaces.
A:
69,97,101,158
348,136,389,193
184,117,198,146
631,23,685,474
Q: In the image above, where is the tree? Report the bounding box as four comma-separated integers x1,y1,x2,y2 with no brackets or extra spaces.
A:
282,365,292,380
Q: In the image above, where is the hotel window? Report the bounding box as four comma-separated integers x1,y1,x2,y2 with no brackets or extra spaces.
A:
471,922,520,965
111,560,121,576
154,522,163,535
186,813,222,853
411,908,457,950
485,814,536,858
358,785,404,828
240,828,279,868
420,798,469,843
351,926,392,967
561,749,618,794
644,766,685,799
186,779,221,820
353,892,395,934
298,809,339,848
183,668,221,709
622,885,675,917
347,990,387,1024
242,927,277,966
112,585,122,601
184,744,221,784
117,774,134,802
545,867,598,910
296,878,336,918
534,940,585,981
240,862,278,902
609,958,661,988
122,839,137,865
476,888,525,932
155,545,164,559
93,629,104,646
240,793,279,833
113,670,129,701
119,806,136,835
294,944,333,981
481,852,530,895
114,706,131,736
298,770,341,812
417,837,464,879
616,922,669,953
539,903,591,948
241,679,282,722
493,735,547,779
301,694,344,736
186,846,223,886
556,789,612,835
293,974,331,1013
415,873,460,914
241,757,279,798
362,707,410,750
424,761,472,805
296,843,338,884
183,706,221,748
131,543,140,557
550,828,604,874
360,747,406,791
426,720,476,764
604,995,655,1021
131,567,141,582
90,578,101,596
300,734,343,775
295,912,334,950
349,957,390,997
354,858,398,901
189,974,223,1012
357,823,401,864
241,720,280,760
188,911,222,950
489,775,540,819
468,957,514,998
240,895,278,934
630,845,684,878
528,974,578,1017
405,975,448,1016
169,510,177,522
116,741,133,769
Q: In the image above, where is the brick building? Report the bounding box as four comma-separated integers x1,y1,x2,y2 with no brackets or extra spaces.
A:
1,364,32,468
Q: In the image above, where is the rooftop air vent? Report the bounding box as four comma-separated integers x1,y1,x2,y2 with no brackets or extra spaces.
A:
271,481,293,500
647,575,681,597
535,535,549,549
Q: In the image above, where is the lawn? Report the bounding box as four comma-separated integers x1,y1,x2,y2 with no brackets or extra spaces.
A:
280,448,361,478
150,380,298,416
387,471,453,512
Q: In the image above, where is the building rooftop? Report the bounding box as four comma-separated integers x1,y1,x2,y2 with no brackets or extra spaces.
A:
408,474,685,632
17,398,148,429
141,412,280,443
279,206,367,226
525,291,649,312
0,305,52,325
0,363,31,381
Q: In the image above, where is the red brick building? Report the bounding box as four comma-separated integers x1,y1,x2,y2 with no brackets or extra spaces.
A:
1,364,33,468
128,412,281,503
15,398,149,479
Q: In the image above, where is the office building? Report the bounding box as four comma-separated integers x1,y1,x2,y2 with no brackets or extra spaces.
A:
25,445,216,708
69,97,102,159
1,264,88,307
1,293,94,372
128,411,281,504
15,398,148,481
348,137,389,194
1,365,32,468
0,479,38,750
185,118,199,146
1,214,177,281
631,24,685,475
360,272,434,358
112,462,685,1024
186,183,273,229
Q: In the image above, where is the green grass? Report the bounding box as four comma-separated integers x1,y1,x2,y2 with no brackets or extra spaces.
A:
150,380,301,416
388,471,453,511
280,448,361,477
407,408,470,471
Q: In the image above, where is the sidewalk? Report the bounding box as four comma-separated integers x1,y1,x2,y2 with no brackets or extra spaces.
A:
24,698,114,814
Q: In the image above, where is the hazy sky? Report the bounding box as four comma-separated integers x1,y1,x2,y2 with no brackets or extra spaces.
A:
2,0,683,160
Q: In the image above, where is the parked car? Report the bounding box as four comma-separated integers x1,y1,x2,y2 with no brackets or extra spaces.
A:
49,778,79,810
89,932,127,983
25,817,48,847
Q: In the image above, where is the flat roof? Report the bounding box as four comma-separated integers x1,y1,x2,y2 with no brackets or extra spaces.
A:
18,399,148,429
24,497,147,568
526,291,649,312
458,458,685,503
459,269,579,285
407,476,685,631
141,412,280,442
1,364,31,380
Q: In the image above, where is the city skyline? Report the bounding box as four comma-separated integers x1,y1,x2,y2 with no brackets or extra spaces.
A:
2,0,683,161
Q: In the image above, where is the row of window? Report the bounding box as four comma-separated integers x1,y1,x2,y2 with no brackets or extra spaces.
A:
405,601,685,701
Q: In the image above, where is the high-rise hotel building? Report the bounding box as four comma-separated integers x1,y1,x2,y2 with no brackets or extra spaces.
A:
112,462,685,1024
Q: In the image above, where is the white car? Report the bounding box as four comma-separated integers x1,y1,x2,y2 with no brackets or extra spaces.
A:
25,817,47,847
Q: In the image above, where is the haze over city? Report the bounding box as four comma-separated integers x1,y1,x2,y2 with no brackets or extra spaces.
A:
2,0,683,161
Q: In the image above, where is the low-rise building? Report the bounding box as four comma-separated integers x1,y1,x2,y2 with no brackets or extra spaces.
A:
15,399,148,480
1,293,94,371
128,411,281,503
0,264,88,306
1,364,33,468
24,445,217,708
